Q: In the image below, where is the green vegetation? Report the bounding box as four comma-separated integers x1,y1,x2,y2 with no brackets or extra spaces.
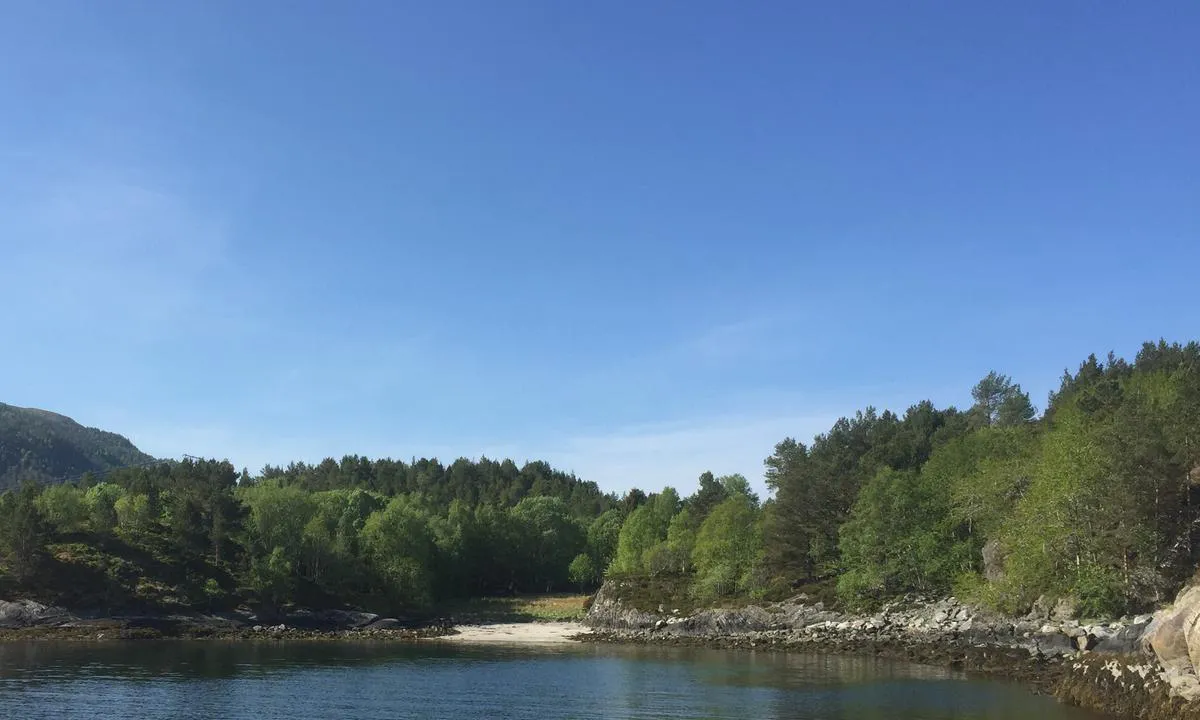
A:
443,594,590,623
3,339,1198,621
0,456,618,617
604,340,1200,619
0,403,155,491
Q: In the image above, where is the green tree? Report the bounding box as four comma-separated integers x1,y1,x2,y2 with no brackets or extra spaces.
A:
568,553,598,591
971,371,1036,428
114,492,155,536
0,482,49,583
34,483,89,534
837,468,972,605
692,495,763,600
586,508,625,571
361,496,436,609
85,482,124,535
611,488,679,574
510,496,585,591
688,471,727,518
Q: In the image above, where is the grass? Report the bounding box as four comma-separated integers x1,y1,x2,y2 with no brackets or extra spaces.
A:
442,593,591,623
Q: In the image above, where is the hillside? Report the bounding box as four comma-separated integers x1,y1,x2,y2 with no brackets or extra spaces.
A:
0,403,155,491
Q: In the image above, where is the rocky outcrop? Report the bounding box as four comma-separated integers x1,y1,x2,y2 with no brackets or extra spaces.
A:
0,596,433,639
586,583,1151,661
0,599,75,628
586,580,1197,717
1145,585,1200,701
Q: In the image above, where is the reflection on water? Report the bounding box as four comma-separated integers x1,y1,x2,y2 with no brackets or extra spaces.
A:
0,640,1104,720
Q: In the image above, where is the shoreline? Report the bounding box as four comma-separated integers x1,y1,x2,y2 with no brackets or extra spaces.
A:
578,579,1200,720
6,593,1200,719
438,621,587,644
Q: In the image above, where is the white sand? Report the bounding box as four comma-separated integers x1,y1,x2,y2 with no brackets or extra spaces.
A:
439,622,587,645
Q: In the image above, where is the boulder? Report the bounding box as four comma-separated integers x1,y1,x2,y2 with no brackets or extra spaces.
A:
0,599,73,628
1051,596,1078,622
365,618,403,630
1145,584,1200,700
1030,595,1052,621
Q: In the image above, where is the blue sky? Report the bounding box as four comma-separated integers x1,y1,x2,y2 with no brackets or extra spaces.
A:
2,1,1197,496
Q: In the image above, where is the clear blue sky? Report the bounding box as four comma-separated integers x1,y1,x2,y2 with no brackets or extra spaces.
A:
2,1,1197,496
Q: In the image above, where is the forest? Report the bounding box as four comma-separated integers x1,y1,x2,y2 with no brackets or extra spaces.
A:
1,340,1198,620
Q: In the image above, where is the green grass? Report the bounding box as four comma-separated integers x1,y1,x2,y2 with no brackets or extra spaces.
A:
442,594,590,623
600,572,843,614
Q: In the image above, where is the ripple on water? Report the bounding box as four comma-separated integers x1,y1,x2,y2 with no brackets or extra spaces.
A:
0,641,1106,720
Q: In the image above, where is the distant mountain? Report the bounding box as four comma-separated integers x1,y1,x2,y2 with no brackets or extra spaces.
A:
0,403,156,491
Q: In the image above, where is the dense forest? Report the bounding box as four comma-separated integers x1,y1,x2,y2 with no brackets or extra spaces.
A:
1,340,1198,620
608,340,1200,618
0,403,155,491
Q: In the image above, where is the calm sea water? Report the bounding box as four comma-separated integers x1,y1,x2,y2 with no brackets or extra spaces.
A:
0,640,1104,720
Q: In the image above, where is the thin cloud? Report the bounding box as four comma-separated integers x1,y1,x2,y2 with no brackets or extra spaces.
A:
682,317,778,363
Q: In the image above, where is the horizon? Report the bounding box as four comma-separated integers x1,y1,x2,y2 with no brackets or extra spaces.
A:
3,2,1197,497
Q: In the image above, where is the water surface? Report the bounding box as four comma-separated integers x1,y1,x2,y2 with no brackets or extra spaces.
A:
0,640,1105,719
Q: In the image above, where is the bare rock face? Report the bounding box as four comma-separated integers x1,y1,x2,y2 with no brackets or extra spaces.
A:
981,539,1006,583
1145,585,1200,701
583,582,663,630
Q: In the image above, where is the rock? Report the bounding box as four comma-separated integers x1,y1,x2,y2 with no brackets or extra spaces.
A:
584,583,662,630
1063,625,1087,639
0,599,73,628
1035,633,1077,657
1030,595,1053,621
1145,584,1200,701
982,538,1006,582
1095,623,1146,654
1051,596,1078,623
365,618,403,630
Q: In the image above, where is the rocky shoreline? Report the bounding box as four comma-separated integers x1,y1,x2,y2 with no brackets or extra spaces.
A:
581,580,1200,719
0,598,452,641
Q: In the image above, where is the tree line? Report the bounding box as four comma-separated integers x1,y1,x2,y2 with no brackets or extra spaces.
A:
0,456,620,615
2,340,1198,619
606,340,1200,618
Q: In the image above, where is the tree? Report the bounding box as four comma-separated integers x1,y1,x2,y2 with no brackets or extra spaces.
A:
568,553,598,591
717,474,758,507
586,508,625,571
998,404,1145,616
692,495,763,600
837,468,972,605
35,483,89,534
971,371,1036,427
114,493,155,536
85,482,123,535
361,496,436,609
0,482,49,582
611,489,679,574
688,471,727,518
510,496,585,591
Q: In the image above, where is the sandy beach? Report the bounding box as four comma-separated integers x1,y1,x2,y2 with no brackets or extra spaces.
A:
439,622,587,644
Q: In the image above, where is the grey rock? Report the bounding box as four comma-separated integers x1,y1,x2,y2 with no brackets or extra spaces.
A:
982,538,1006,582
1051,596,1078,623
0,599,74,628
365,618,403,630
